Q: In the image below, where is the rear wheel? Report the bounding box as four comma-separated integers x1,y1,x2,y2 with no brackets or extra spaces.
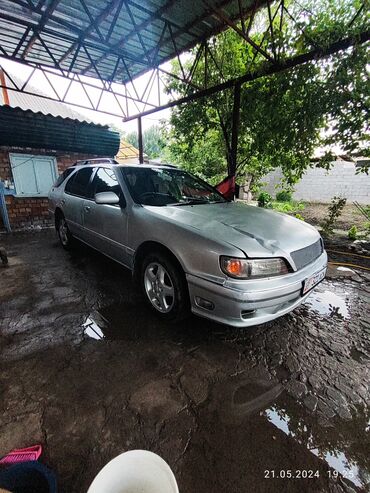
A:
141,252,189,322
57,214,74,250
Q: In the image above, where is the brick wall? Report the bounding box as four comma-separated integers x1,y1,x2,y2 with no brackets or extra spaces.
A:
5,196,51,229
259,161,370,204
0,146,99,230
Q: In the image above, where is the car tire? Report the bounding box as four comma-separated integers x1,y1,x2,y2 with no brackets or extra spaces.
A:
141,252,189,322
56,214,74,250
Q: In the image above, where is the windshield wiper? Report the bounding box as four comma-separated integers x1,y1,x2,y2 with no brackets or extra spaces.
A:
171,199,210,206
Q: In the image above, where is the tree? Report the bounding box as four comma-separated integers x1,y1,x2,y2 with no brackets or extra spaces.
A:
165,0,369,189
108,123,125,137
124,125,166,159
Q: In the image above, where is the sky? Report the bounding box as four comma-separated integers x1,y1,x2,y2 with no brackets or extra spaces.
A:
1,56,346,158
0,57,172,134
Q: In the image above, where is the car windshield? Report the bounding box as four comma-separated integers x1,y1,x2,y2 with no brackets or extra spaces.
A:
120,167,227,206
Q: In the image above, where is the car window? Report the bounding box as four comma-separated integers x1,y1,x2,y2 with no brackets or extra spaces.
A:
65,167,94,198
91,167,125,206
121,167,226,206
53,168,75,188
92,168,120,195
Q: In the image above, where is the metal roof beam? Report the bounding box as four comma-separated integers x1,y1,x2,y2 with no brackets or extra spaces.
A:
80,0,177,76
58,0,122,65
0,10,147,67
81,0,242,80
106,0,124,42
78,0,106,43
0,1,147,66
1,0,265,85
21,0,61,59
122,0,152,64
123,28,370,121
202,0,274,62
4,0,42,15
127,0,258,83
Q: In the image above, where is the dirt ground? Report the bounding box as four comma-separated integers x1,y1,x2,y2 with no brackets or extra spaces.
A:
299,203,369,231
0,231,369,493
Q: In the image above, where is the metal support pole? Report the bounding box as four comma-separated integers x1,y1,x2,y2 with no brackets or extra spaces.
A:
138,116,144,164
0,69,10,105
230,82,241,177
0,181,11,232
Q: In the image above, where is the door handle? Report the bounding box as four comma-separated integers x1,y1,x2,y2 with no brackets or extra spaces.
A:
84,206,91,212
61,199,66,205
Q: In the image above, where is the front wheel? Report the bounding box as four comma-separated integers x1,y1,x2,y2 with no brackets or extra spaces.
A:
57,215,74,250
141,252,189,322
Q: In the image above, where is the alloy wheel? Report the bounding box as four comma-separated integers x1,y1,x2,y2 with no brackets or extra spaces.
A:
59,218,69,246
144,262,175,313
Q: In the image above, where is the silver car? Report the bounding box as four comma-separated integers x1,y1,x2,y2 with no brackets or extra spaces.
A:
49,158,327,328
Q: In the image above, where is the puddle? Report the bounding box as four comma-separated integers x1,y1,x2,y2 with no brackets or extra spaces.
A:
265,405,370,489
337,267,355,273
81,302,169,342
304,289,351,319
211,373,284,425
82,316,104,340
80,301,232,345
229,381,283,418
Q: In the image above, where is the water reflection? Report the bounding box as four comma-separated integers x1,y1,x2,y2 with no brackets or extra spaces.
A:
82,315,104,340
80,301,236,344
265,406,370,489
337,267,355,273
304,289,351,319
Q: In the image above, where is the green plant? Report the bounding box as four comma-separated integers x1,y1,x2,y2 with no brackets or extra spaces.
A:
124,125,166,159
271,201,305,213
273,202,294,213
321,196,347,237
257,192,272,208
348,225,357,240
276,190,292,202
363,222,370,238
295,214,305,221
165,0,369,185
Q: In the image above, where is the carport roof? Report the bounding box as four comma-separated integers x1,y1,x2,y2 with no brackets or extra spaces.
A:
0,68,92,122
0,0,262,84
0,105,120,155
0,1,367,123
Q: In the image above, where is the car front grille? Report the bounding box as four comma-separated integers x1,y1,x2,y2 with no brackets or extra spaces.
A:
290,239,323,270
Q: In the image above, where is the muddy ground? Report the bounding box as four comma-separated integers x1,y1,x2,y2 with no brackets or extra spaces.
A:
299,203,369,231
0,231,369,492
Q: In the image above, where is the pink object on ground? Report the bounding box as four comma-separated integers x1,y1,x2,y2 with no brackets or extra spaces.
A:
0,445,42,465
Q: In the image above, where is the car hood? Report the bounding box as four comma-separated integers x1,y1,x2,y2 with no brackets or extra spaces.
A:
146,202,320,258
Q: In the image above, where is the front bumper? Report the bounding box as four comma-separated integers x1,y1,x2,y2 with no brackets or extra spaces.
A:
187,251,328,328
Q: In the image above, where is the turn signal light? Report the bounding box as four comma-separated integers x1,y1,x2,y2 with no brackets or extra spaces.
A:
220,256,290,279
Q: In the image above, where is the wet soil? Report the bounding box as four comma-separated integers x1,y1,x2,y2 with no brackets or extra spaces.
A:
0,231,369,492
299,203,368,231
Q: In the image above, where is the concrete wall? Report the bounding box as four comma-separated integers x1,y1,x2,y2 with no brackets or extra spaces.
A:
261,161,369,204
0,146,98,230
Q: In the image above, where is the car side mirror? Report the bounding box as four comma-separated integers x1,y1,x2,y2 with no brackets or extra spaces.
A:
94,191,120,205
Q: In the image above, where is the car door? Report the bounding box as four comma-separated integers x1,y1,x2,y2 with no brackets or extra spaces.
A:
63,167,95,241
83,167,129,266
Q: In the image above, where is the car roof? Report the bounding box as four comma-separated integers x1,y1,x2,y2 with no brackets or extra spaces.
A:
71,161,177,171
117,164,178,169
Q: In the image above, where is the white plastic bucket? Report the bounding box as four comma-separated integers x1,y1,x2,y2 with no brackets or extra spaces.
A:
87,450,179,493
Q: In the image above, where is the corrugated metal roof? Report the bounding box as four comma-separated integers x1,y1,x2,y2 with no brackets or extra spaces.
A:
0,70,92,123
0,0,261,84
116,139,140,161
0,105,120,156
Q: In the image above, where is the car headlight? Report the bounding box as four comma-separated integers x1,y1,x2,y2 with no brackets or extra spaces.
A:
220,256,290,279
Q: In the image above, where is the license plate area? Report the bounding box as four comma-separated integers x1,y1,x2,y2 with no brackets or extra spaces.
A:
302,267,326,295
